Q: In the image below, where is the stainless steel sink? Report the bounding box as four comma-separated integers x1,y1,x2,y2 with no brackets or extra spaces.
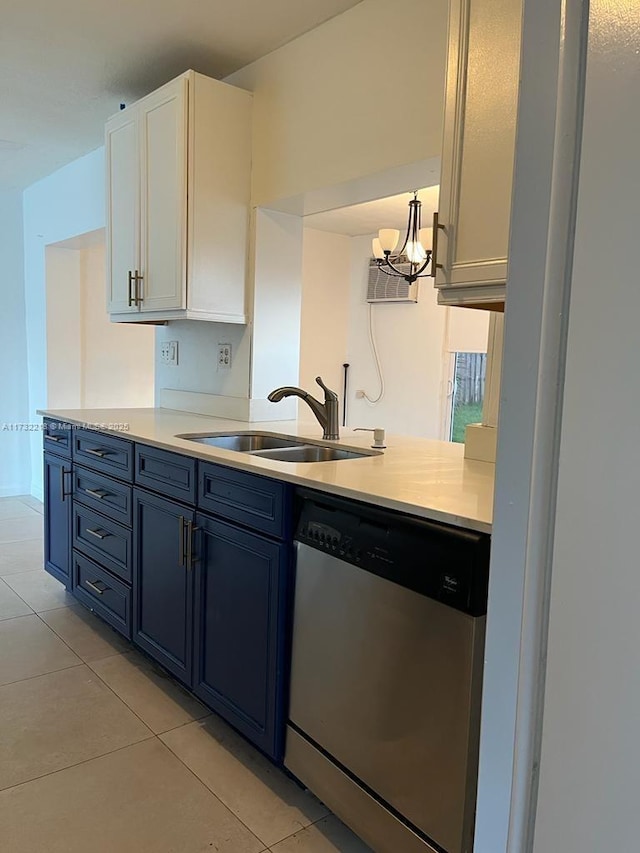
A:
175,432,303,451
252,445,378,463
175,432,382,463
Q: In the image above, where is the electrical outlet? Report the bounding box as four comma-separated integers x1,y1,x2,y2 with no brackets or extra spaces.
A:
217,343,232,370
160,340,179,366
355,390,365,399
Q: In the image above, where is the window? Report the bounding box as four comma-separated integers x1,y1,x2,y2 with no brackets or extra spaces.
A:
442,307,490,443
449,352,487,443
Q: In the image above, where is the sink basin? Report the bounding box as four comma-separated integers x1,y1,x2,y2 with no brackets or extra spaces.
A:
253,445,378,463
176,432,303,452
175,432,382,463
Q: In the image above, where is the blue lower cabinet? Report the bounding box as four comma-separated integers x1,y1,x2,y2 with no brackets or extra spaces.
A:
193,512,291,761
43,452,72,588
133,489,195,686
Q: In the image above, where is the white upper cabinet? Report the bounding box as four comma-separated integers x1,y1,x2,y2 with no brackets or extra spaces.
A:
106,113,139,314
106,71,252,323
433,0,522,309
139,77,187,313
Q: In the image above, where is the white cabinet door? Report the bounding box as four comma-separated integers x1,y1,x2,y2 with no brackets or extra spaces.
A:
138,77,188,312
435,0,522,307
106,112,140,314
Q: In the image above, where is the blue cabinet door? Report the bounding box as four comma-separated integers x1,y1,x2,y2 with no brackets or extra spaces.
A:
43,452,72,588
133,489,195,685
193,512,291,761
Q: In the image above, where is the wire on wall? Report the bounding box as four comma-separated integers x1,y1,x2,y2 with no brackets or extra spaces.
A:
364,303,385,404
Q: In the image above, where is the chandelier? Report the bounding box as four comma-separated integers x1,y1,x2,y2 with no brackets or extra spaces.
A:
372,192,432,284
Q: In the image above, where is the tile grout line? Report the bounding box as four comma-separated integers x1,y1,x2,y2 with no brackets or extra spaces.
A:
1,611,161,796
155,712,213,737
159,734,268,849
84,647,211,735
0,609,36,624
2,573,72,616
0,660,85,690
32,611,157,739
160,729,326,851
0,734,156,797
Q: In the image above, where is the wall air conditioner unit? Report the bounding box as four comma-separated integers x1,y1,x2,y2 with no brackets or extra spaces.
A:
366,255,419,303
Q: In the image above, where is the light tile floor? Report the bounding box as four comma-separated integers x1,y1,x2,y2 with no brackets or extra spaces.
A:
0,495,372,853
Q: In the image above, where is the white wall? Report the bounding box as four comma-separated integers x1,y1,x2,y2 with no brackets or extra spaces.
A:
46,242,155,410
299,229,350,396
346,234,449,437
46,248,83,408
156,320,251,399
23,147,105,497
226,0,448,207
532,1,640,849
0,190,30,495
250,209,304,407
80,244,155,408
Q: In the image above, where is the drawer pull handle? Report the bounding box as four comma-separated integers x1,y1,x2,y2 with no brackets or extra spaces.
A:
86,528,109,541
86,448,109,458
85,488,109,500
45,434,62,443
85,579,108,595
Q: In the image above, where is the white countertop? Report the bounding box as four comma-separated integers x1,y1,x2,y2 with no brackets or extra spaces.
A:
38,408,495,534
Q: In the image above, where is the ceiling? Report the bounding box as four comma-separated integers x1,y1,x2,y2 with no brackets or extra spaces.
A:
303,186,440,237
0,0,363,191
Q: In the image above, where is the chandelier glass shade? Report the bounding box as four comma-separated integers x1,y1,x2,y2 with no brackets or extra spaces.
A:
372,192,433,284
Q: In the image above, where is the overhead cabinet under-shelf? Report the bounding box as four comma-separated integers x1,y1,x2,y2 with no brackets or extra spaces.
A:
106,70,252,324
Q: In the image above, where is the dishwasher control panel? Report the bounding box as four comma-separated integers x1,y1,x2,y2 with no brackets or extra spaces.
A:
295,491,490,616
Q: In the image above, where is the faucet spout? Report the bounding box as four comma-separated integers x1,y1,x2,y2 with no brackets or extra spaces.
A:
268,377,340,441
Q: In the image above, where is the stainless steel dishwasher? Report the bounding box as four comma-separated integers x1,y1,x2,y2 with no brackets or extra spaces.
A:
285,491,490,853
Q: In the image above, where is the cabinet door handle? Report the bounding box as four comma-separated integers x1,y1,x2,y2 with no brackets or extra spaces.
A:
134,270,143,305
45,434,62,443
178,516,186,568
60,468,72,502
85,488,109,500
128,270,135,307
186,522,199,570
431,211,445,278
85,579,108,596
85,448,109,458
86,528,109,541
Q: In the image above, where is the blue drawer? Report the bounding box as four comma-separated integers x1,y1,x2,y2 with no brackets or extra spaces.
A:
73,503,132,583
72,551,131,639
74,466,132,527
73,429,133,481
43,418,72,458
198,462,291,540
135,445,197,504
